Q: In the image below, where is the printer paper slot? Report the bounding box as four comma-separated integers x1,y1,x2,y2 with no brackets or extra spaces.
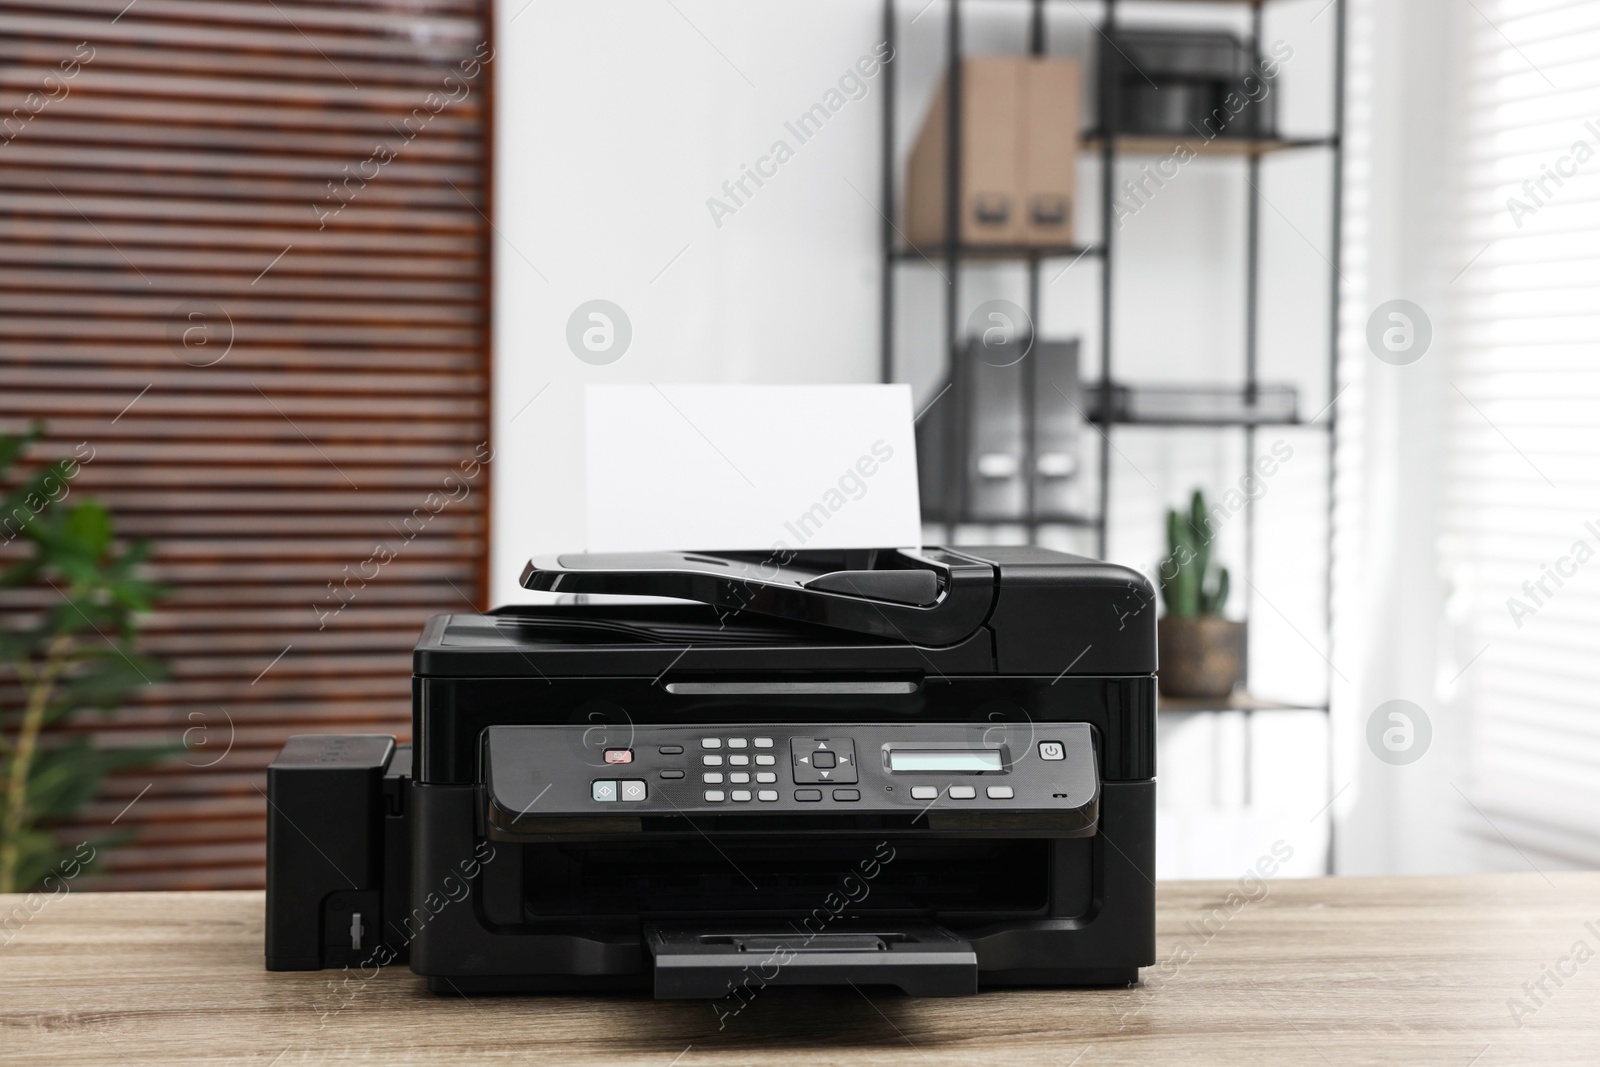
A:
645,922,978,998
662,680,920,696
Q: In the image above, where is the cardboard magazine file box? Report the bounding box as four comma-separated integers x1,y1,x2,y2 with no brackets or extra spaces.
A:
905,57,1082,249
1021,58,1082,245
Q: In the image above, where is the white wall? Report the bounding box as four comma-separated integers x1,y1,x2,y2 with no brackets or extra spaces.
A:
493,0,1340,877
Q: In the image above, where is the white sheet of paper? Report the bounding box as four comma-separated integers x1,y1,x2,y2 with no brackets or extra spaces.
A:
584,384,922,554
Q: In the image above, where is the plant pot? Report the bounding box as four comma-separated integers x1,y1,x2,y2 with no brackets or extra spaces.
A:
1157,616,1244,700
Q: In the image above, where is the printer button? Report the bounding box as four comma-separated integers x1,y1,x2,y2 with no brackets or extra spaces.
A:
604,749,633,764
702,755,723,767
729,772,750,784
701,738,722,750
591,781,617,803
754,737,774,748
728,754,749,766
703,772,724,784
757,790,779,802
794,789,823,802
948,785,976,799
620,780,646,802
704,790,726,802
790,739,859,784
727,738,748,749
986,786,1015,800
1039,741,1065,761
730,790,752,802
755,755,775,766
755,772,776,784
832,789,861,802
658,745,684,755
910,786,938,800
660,770,685,780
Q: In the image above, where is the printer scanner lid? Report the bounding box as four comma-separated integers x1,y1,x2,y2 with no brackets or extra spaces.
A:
520,547,993,647
413,546,1155,676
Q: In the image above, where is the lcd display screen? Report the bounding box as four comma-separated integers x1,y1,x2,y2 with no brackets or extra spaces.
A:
888,750,1003,772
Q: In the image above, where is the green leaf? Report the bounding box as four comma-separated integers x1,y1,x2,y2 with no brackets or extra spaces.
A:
60,500,114,558
23,738,106,818
46,595,114,639
0,622,51,665
56,653,164,712
7,835,117,894
104,567,166,615
0,557,43,592
0,828,59,894
4,458,80,541
26,740,177,820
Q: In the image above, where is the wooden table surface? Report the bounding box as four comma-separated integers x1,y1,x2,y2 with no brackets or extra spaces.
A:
2,873,1596,1065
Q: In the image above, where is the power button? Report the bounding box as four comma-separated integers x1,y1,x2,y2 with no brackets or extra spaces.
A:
1039,741,1065,761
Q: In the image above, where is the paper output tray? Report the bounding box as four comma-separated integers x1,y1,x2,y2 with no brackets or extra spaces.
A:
645,922,978,998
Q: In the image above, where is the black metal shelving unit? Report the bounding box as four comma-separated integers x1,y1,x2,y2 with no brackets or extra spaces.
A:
880,0,1346,872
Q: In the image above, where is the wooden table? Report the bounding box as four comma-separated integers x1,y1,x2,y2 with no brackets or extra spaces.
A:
2,873,1596,1065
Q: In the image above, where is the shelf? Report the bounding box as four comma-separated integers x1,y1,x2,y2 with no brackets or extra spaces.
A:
882,0,1344,842
1082,383,1333,428
891,243,1099,263
947,0,1283,7
1084,134,1339,158
1159,691,1328,714
925,511,1099,528
1092,415,1323,429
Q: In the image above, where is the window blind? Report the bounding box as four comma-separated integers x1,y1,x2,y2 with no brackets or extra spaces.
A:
0,0,492,888
1447,0,1600,866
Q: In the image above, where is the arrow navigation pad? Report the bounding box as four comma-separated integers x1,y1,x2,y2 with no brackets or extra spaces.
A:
789,738,858,785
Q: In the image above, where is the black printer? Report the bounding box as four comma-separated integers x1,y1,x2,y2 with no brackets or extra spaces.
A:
265,545,1157,999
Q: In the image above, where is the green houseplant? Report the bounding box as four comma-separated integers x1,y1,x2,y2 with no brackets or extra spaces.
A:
1156,489,1244,700
0,425,168,893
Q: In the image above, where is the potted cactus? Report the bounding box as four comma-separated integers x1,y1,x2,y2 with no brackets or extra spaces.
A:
1156,490,1243,699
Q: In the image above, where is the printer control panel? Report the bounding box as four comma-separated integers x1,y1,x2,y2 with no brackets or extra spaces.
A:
483,722,1099,838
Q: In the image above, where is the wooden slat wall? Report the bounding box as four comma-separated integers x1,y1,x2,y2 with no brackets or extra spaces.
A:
0,0,493,889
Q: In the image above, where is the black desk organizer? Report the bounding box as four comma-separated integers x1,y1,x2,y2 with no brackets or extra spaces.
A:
1101,28,1278,141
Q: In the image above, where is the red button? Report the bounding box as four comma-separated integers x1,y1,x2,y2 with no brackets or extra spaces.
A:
603,749,633,764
